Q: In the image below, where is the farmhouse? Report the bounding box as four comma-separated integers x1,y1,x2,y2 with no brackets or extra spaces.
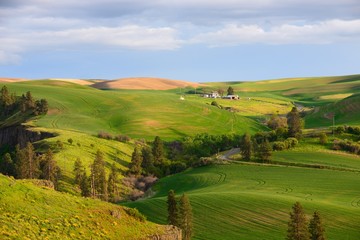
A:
202,91,220,98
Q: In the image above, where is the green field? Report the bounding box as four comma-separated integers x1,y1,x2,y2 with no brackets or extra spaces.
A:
3,81,267,140
1,75,360,239
124,150,360,239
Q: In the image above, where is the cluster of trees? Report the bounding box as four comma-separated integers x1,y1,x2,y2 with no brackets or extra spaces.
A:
239,133,272,162
0,86,48,118
334,125,360,136
0,142,61,188
167,190,193,240
332,139,360,155
73,151,120,202
267,107,304,139
287,202,326,240
128,136,166,177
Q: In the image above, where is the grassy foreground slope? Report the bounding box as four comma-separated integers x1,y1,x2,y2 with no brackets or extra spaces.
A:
125,150,360,240
0,174,164,240
3,80,265,140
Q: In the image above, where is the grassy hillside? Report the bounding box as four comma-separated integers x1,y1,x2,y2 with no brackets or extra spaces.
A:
0,174,165,240
206,74,360,106
305,94,360,128
3,80,267,140
124,148,360,240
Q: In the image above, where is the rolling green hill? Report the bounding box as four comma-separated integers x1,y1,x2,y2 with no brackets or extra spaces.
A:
3,81,267,140
0,174,166,240
305,94,360,128
124,148,360,240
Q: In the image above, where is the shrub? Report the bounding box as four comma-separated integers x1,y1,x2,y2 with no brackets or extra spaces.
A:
332,139,360,155
114,134,131,143
97,131,113,140
319,133,328,145
67,138,73,145
124,208,146,222
285,138,298,148
273,141,286,151
211,101,221,108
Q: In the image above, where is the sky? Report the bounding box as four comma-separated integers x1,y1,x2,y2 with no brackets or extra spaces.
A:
0,0,359,82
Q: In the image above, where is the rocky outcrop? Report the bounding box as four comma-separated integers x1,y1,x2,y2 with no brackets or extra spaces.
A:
146,226,182,240
0,125,55,149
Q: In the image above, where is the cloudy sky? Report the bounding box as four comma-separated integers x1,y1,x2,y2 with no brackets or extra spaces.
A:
0,0,359,82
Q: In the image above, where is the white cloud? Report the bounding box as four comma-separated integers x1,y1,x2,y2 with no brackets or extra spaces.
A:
191,19,360,46
0,50,21,65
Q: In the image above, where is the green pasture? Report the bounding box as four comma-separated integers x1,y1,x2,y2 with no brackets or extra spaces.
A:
124,150,360,240
3,81,266,140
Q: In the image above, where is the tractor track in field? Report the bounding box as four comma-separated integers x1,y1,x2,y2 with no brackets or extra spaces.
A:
276,187,293,194
351,197,360,207
216,172,227,183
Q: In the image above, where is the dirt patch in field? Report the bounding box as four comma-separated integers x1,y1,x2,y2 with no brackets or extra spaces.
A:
91,77,203,90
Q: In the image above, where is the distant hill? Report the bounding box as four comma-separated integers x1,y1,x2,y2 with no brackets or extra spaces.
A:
306,93,360,127
91,77,202,90
0,77,27,83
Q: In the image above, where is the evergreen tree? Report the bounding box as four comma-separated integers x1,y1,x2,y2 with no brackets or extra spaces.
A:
240,133,252,160
40,149,58,183
16,142,39,179
227,86,234,95
0,85,12,108
179,193,193,240
141,146,155,174
287,202,310,240
80,171,91,197
107,163,119,202
129,146,143,175
309,211,326,240
167,190,179,226
91,150,108,200
0,153,15,176
152,136,164,166
25,91,35,110
287,107,303,138
73,158,85,185
318,133,327,145
257,140,272,163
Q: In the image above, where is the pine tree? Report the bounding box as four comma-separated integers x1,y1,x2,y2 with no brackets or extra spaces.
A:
179,193,193,240
73,158,85,185
41,149,57,183
0,153,15,176
80,171,91,197
91,150,108,200
287,202,310,240
309,211,325,240
167,190,179,226
152,136,164,166
141,146,155,174
257,140,272,163
287,107,303,138
240,133,252,160
129,146,143,175
108,163,119,202
16,142,39,179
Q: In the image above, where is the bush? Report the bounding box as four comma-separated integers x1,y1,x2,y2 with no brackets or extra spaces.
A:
67,138,73,145
319,133,328,145
273,141,286,151
332,139,360,155
114,134,131,143
285,138,298,148
124,208,146,222
211,101,221,108
97,131,113,140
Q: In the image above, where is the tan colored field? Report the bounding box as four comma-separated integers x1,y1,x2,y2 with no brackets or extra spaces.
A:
49,78,94,85
0,77,27,83
91,77,203,90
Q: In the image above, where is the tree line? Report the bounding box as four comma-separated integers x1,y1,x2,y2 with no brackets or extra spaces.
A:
0,142,61,188
0,85,48,119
